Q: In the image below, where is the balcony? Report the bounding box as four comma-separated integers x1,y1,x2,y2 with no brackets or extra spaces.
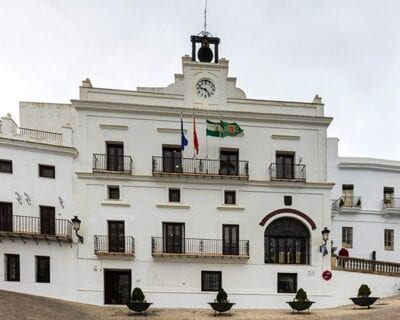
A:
93,154,133,174
382,197,400,215
268,163,306,182
332,196,362,214
333,256,400,277
0,215,72,243
151,237,250,259
94,235,135,257
152,156,249,179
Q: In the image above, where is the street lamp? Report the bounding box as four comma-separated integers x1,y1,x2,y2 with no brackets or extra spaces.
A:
71,216,84,243
321,227,330,244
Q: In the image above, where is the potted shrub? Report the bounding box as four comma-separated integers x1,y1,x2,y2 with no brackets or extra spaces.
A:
126,287,152,314
208,288,235,316
286,288,315,313
350,284,379,308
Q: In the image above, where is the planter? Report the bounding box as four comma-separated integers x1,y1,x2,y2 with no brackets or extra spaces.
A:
350,297,379,308
126,301,153,314
286,301,315,313
208,302,235,316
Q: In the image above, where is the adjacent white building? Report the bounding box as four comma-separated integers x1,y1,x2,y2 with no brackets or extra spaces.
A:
1,33,399,309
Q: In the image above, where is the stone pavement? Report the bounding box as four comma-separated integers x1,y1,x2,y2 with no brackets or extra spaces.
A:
1,290,399,320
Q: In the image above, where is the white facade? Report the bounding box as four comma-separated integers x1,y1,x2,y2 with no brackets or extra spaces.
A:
1,38,399,309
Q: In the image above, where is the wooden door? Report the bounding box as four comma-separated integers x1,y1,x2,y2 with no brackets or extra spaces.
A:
163,223,184,253
104,270,131,304
223,224,239,255
107,143,124,171
0,202,12,232
40,206,55,235
108,221,125,252
220,150,239,175
162,146,182,173
276,153,294,179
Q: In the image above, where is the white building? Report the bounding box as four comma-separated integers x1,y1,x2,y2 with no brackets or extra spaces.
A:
1,33,399,309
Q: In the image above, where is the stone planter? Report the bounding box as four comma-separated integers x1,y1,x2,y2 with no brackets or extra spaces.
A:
126,301,152,314
286,301,315,313
350,297,379,308
208,302,235,316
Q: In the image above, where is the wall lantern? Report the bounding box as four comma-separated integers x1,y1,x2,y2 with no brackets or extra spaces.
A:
71,215,84,243
321,227,330,244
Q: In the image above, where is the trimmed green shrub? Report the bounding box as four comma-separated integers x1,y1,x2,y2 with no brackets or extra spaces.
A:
131,287,145,302
216,288,228,303
294,288,308,302
357,284,371,298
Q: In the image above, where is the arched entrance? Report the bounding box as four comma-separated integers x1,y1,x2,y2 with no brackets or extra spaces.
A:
264,217,310,264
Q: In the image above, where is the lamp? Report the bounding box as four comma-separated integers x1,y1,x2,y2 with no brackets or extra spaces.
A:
321,227,330,244
71,216,84,243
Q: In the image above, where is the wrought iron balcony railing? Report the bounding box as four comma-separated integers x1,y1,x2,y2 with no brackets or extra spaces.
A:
383,197,400,209
152,156,249,179
17,127,62,144
94,235,135,256
93,154,133,174
151,237,249,258
336,196,362,208
269,163,306,182
0,215,72,241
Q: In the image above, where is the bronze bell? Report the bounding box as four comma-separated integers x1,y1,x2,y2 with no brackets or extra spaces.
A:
197,39,213,63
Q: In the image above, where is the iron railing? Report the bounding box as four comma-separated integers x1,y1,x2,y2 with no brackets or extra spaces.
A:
0,215,72,239
152,156,249,178
269,163,306,181
17,127,62,143
336,196,362,208
334,256,400,276
93,154,133,174
151,237,250,257
383,197,400,209
94,235,135,255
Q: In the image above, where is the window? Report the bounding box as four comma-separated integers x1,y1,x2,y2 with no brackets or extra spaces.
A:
0,159,12,173
36,256,50,283
162,146,182,173
168,188,181,202
277,273,297,293
108,186,120,200
224,190,236,205
384,187,394,208
223,224,239,255
106,142,124,171
284,196,292,206
265,218,310,264
39,164,55,178
5,254,20,281
384,229,394,251
201,271,222,291
342,227,353,248
220,149,239,176
108,221,125,252
276,152,294,179
0,202,13,232
342,185,354,207
163,222,185,253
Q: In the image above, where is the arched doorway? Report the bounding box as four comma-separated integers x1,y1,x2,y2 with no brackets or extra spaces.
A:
265,217,310,264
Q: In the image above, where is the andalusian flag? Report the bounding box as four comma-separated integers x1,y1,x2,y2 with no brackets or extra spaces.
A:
206,119,243,137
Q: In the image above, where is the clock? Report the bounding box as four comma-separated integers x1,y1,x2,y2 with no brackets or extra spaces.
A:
196,79,216,98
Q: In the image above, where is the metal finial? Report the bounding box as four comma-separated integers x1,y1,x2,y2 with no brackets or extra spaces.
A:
204,0,208,33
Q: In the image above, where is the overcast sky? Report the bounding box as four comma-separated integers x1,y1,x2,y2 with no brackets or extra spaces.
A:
1,0,400,159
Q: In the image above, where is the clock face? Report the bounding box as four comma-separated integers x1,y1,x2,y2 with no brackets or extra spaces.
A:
196,79,216,98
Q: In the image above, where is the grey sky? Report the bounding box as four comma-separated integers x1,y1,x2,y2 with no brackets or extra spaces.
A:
1,0,400,159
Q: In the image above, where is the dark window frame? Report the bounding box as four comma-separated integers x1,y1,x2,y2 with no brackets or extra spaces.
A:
36,256,50,283
162,222,185,254
5,254,20,282
38,164,55,179
201,271,222,292
219,149,239,176
222,224,239,255
384,229,394,251
108,185,120,200
277,273,297,293
275,152,295,179
168,188,181,203
224,190,236,205
106,142,124,171
0,159,12,174
0,202,13,232
342,226,353,249
284,196,292,206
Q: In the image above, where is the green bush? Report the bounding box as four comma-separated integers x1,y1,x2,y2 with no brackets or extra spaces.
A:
357,284,371,298
294,288,308,302
216,288,228,303
131,287,146,302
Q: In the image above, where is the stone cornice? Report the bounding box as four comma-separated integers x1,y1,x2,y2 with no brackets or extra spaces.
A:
72,100,332,127
75,172,334,189
0,137,78,157
338,160,400,173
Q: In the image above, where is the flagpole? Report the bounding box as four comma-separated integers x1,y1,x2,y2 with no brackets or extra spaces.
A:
218,113,222,158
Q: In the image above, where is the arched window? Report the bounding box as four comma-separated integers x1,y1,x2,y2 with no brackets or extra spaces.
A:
265,217,310,264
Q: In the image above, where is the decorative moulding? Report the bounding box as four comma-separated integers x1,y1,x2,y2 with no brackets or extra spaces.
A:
216,205,245,211
99,124,129,130
157,128,187,134
101,200,131,207
156,203,190,209
271,134,300,141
